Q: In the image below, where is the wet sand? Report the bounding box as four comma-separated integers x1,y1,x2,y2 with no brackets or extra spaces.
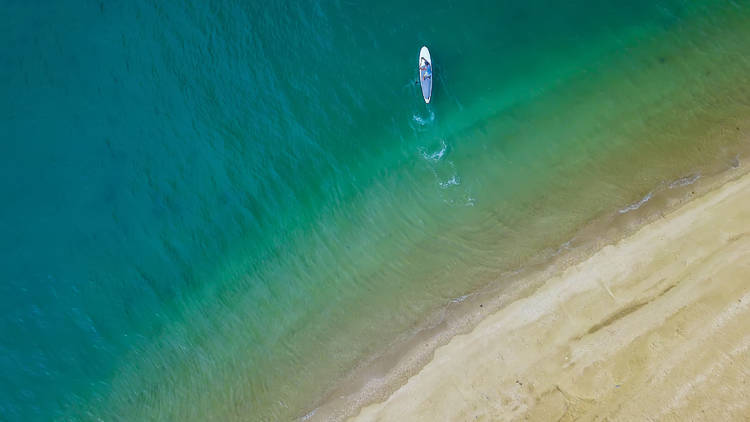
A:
350,170,750,421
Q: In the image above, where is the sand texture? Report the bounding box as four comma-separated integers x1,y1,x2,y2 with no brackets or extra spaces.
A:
351,172,750,421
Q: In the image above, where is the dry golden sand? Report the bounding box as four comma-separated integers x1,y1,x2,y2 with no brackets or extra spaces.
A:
351,171,750,421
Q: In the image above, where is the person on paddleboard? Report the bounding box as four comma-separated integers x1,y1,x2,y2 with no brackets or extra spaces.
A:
420,58,432,81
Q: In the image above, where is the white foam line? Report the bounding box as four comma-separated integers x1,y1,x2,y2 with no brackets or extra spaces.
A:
450,294,470,304
669,173,700,189
618,191,653,214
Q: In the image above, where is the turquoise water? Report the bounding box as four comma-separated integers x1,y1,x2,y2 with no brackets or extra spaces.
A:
2,0,750,420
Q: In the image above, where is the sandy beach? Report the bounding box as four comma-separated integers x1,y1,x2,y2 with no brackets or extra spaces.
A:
349,169,750,421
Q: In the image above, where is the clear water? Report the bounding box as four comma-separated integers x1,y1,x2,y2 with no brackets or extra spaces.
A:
2,0,750,420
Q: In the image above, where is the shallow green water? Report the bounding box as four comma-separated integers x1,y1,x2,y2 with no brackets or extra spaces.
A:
2,0,750,420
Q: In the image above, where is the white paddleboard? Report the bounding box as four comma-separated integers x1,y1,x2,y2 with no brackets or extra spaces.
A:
419,46,432,103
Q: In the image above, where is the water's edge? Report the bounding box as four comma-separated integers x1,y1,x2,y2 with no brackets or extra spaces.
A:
306,135,750,421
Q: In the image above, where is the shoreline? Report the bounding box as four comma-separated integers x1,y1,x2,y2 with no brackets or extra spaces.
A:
305,144,750,421
350,163,750,421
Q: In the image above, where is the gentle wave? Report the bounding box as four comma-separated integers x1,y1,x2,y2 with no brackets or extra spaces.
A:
618,192,653,214
669,173,701,188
